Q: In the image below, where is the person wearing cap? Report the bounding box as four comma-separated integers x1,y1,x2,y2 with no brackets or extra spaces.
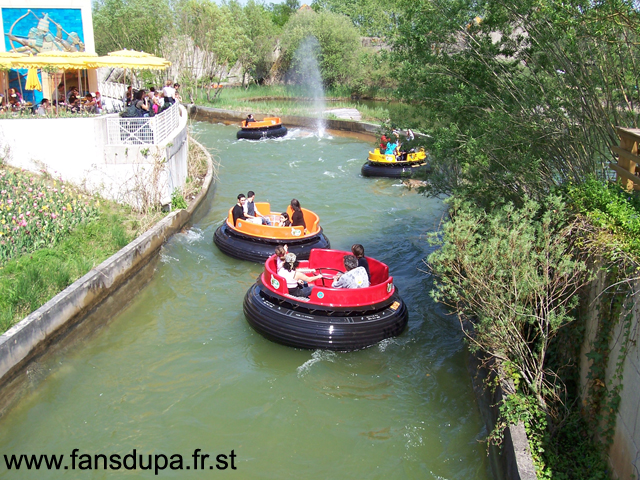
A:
280,252,322,298
332,255,370,289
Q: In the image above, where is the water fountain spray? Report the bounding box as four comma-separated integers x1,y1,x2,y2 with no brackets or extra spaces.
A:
293,36,326,137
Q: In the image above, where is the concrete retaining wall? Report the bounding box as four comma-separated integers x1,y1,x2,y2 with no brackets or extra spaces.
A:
0,137,215,416
0,106,189,207
580,269,640,479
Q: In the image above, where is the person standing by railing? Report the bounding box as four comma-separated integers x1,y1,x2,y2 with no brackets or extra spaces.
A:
162,80,175,106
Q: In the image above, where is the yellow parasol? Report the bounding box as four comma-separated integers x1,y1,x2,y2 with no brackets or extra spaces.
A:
95,49,170,70
25,68,42,91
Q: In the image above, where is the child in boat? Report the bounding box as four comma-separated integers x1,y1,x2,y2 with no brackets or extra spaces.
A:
351,244,371,282
281,253,322,298
280,212,291,226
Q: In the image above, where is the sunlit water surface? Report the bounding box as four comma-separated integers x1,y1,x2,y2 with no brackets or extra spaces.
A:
0,123,491,479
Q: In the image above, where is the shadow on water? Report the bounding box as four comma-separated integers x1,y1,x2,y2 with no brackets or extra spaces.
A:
0,121,492,480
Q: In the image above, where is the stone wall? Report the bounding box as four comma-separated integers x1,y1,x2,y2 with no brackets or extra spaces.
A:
580,269,640,479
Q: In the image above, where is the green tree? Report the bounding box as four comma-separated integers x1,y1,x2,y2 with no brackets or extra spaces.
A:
428,195,588,412
92,0,172,55
392,0,640,208
269,0,300,28
239,1,278,87
173,0,249,99
279,9,363,87
311,0,398,37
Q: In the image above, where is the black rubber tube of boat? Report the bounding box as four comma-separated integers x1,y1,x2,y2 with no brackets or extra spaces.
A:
214,223,330,263
243,283,409,351
237,125,288,140
361,161,430,178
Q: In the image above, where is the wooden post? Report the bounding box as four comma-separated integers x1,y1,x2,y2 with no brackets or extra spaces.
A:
613,128,640,191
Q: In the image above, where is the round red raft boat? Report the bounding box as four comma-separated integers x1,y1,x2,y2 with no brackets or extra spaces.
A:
243,249,408,351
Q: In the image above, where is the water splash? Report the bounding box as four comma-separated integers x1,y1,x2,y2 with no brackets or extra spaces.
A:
296,350,336,377
292,36,326,137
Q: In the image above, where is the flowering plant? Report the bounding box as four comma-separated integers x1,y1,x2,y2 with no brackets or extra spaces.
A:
0,169,99,265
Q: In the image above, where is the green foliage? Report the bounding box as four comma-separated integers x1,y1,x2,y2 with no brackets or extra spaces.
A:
279,9,364,88
494,394,610,479
0,212,133,334
312,0,400,37
428,195,588,409
392,0,640,207
171,189,188,210
269,0,300,28
565,177,640,255
92,0,172,55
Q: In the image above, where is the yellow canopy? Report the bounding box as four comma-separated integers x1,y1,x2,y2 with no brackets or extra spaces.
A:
0,51,27,69
25,68,42,91
12,51,98,70
95,49,170,70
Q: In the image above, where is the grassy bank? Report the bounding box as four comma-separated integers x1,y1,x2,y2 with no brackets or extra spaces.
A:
0,139,210,335
190,85,398,123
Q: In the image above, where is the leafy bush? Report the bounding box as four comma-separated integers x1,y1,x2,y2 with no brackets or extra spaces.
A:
171,188,188,210
565,177,640,255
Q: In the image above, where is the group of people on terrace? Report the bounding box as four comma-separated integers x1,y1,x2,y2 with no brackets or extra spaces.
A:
0,85,104,116
379,129,415,161
275,243,370,298
122,80,181,117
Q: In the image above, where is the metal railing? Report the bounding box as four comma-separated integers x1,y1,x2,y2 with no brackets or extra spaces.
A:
105,103,180,146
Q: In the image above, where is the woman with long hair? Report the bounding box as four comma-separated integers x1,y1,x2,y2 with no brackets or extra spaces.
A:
290,198,306,229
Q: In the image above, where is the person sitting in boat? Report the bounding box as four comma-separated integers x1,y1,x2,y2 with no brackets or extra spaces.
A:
232,193,248,226
406,129,415,142
280,212,291,227
380,134,389,152
290,199,306,230
384,139,397,156
351,244,371,282
281,253,322,298
245,114,256,126
244,190,271,225
332,255,370,289
275,245,288,272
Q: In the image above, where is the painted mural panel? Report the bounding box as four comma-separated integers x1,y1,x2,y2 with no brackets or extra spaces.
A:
2,8,85,53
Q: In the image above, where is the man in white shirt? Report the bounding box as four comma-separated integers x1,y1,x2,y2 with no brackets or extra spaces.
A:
332,255,370,289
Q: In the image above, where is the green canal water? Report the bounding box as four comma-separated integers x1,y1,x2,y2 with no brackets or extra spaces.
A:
0,123,492,479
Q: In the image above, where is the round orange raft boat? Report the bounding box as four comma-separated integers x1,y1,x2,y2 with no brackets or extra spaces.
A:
237,117,288,140
213,203,330,262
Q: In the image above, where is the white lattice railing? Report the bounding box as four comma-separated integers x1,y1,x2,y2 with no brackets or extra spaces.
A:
105,103,180,146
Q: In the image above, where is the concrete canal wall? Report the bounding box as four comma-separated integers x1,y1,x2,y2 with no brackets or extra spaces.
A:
188,105,381,141
0,138,215,417
580,270,640,479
